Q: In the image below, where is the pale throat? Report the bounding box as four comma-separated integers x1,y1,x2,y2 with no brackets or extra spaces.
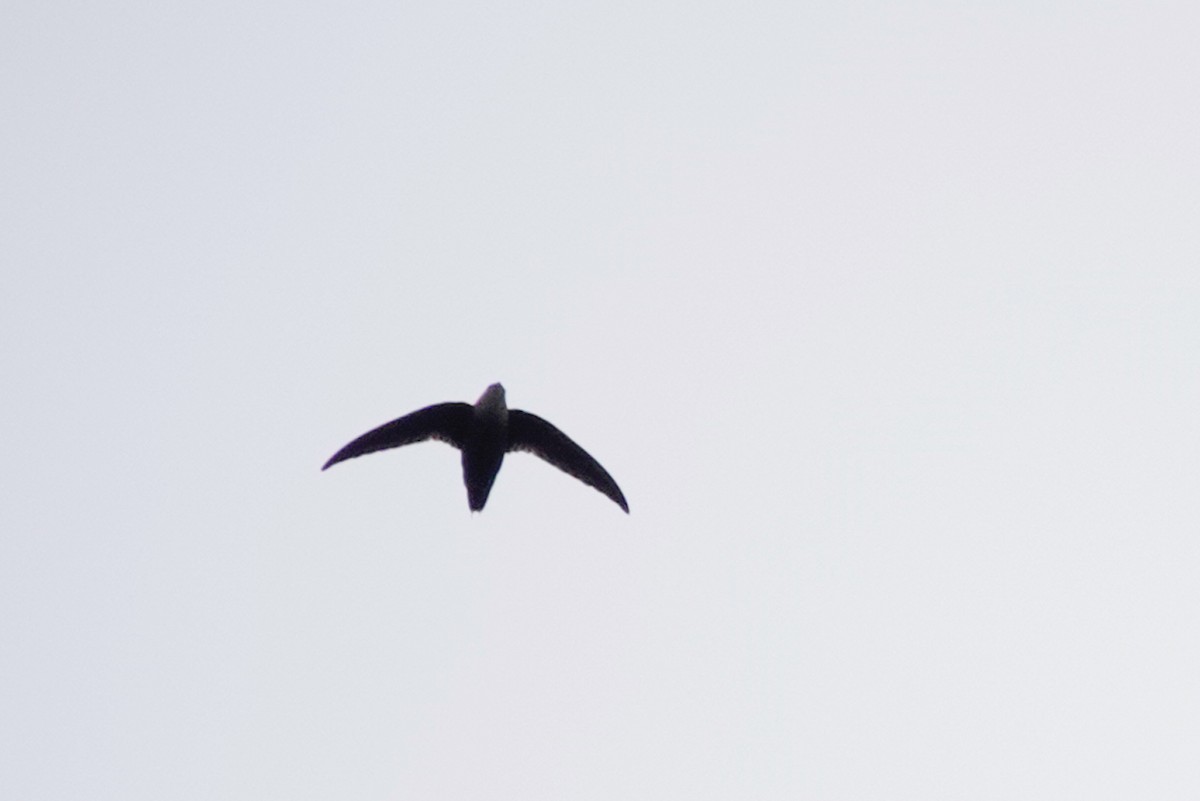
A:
475,382,509,425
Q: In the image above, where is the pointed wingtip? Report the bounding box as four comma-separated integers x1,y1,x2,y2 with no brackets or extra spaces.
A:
597,483,629,513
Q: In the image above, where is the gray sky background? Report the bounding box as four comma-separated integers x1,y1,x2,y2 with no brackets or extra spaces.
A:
3,2,1198,798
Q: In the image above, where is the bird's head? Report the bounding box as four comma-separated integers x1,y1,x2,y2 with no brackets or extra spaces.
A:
475,383,507,418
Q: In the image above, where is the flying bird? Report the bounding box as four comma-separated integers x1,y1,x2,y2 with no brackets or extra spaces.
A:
322,383,628,513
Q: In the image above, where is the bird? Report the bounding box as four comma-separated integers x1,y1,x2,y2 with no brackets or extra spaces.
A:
322,383,628,513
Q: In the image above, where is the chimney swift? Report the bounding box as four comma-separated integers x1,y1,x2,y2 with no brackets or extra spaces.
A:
322,383,628,513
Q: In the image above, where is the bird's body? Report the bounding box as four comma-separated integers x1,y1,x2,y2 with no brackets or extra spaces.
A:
323,383,628,513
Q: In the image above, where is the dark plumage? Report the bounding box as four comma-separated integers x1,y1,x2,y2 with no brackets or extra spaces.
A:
323,383,628,513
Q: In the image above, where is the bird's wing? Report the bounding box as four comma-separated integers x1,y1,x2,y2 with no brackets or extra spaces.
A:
507,409,629,512
322,402,473,470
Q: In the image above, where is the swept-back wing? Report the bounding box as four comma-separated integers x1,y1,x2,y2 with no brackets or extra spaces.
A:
323,402,473,470
507,410,628,512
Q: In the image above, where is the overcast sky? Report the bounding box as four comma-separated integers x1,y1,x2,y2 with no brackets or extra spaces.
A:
3,2,1198,799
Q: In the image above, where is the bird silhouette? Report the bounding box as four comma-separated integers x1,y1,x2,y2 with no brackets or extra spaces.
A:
323,383,628,513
